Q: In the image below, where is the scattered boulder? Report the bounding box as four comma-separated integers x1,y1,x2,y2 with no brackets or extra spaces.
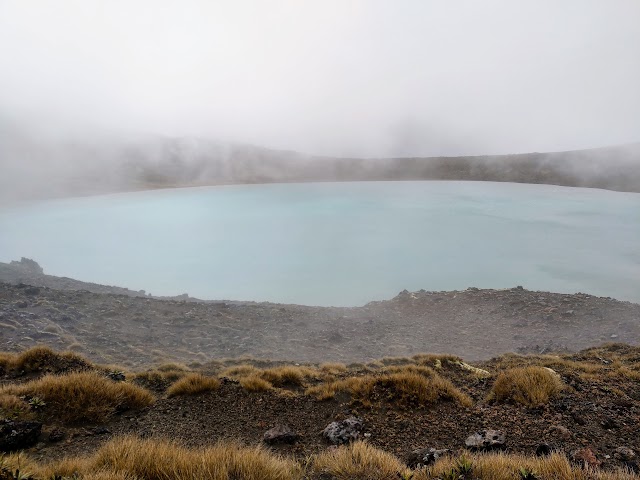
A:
614,446,636,462
550,425,572,440
10,258,44,275
263,424,298,445
536,443,553,456
48,428,65,443
613,446,638,471
322,417,363,445
465,429,506,451
407,448,450,468
0,419,42,452
600,416,620,430
107,371,126,382
24,286,40,296
570,448,600,468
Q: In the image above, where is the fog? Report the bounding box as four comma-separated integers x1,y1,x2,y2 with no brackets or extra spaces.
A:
1,1,640,201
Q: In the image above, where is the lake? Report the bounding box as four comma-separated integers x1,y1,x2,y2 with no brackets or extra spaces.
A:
1,181,639,306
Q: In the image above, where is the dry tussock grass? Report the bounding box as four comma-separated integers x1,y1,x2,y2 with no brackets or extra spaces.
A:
15,436,302,480
166,373,220,397
0,345,91,374
490,366,564,407
220,364,260,378
240,375,273,392
6,437,639,480
310,441,412,480
0,393,32,419
419,451,639,480
157,362,190,372
0,371,154,423
411,353,462,367
306,368,471,407
319,362,348,374
260,366,318,387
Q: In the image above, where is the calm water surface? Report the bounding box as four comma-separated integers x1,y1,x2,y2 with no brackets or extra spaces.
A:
1,181,639,306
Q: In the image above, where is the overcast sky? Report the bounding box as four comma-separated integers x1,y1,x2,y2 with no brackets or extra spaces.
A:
1,0,639,157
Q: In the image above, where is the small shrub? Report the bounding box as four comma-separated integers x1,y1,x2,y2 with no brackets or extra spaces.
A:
491,366,564,407
166,373,220,397
0,371,154,423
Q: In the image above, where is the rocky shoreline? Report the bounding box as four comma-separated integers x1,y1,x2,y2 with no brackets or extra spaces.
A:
1,259,638,367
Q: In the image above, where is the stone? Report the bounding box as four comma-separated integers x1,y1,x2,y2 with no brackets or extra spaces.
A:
551,424,572,440
407,448,450,468
263,424,298,445
536,443,553,456
0,419,42,452
614,446,636,462
571,448,600,468
10,258,44,275
322,417,364,445
106,371,126,382
465,429,506,451
48,428,65,443
600,417,619,430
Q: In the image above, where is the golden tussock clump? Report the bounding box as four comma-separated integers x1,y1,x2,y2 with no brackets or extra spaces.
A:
4,436,638,480
0,345,91,374
310,441,412,480
259,366,318,387
0,393,32,419
0,371,154,423
220,364,260,378
166,373,220,397
13,435,302,480
421,451,639,480
490,365,564,407
306,367,472,407
239,375,273,392
319,362,348,374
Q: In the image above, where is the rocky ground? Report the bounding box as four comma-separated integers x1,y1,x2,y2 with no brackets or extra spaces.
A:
0,260,639,367
1,260,640,476
1,344,639,476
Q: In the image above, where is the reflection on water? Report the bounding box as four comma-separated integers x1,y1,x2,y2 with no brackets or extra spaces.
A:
1,181,639,306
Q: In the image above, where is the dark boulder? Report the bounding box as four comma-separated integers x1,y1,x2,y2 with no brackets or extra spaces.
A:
0,419,42,452
263,424,298,445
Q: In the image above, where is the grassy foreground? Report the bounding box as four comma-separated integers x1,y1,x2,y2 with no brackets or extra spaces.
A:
2,437,638,480
1,345,640,479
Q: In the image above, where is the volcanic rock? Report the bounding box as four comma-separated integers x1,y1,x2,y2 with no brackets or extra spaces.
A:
465,429,506,451
322,417,363,445
263,424,298,445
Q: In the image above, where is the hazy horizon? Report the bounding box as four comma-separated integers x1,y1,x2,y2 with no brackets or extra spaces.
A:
1,1,640,159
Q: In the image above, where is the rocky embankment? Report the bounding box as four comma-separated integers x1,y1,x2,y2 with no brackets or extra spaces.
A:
0,259,638,367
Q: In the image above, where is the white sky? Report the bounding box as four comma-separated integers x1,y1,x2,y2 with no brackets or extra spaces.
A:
1,0,639,157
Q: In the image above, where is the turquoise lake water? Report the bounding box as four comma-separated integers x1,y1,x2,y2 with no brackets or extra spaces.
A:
1,181,639,306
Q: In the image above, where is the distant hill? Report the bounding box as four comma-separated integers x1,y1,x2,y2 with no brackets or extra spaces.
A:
1,126,639,203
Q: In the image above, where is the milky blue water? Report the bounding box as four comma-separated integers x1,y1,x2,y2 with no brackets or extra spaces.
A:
0,181,639,306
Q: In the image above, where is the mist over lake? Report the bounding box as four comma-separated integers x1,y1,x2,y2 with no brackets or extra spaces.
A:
1,181,638,306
